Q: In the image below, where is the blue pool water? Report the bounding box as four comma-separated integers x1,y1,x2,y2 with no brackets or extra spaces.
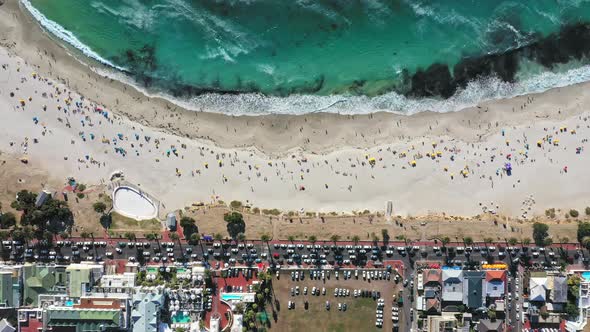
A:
65,300,74,307
582,271,590,281
221,293,243,301
171,312,190,324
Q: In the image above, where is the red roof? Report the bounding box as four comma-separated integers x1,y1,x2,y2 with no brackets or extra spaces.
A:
486,270,507,282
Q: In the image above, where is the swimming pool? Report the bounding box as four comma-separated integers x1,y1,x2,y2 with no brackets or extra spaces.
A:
171,312,190,324
221,293,243,301
582,271,590,281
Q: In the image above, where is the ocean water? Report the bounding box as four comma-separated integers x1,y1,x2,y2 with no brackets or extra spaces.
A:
22,0,590,115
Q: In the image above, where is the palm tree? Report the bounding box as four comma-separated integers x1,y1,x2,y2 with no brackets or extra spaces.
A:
309,235,317,245
287,235,295,243
330,234,340,244
170,233,180,241
260,233,272,264
441,236,450,248
237,233,246,244
124,232,136,241
352,235,360,246
80,232,90,240
522,238,531,247
463,237,473,246
508,237,518,246
582,236,590,250
214,233,223,242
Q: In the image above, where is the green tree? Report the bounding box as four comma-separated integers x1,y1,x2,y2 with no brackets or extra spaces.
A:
463,237,473,246
566,303,579,318
224,212,245,239
287,235,295,243
441,237,450,246
92,202,107,214
214,233,223,242
522,238,531,246
330,234,340,244
583,236,590,250
309,235,317,245
11,190,73,237
80,232,90,239
488,309,497,321
0,212,17,229
237,233,246,242
189,233,200,244
170,233,180,241
352,235,360,245
381,229,390,245
543,237,553,247
532,222,550,246
508,237,518,246
180,216,197,237
578,222,590,243
124,232,136,241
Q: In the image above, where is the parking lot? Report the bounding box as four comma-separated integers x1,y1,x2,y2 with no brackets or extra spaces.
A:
268,269,403,331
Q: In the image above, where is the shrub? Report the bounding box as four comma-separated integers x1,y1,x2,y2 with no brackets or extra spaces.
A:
229,200,242,210
570,209,580,218
545,208,556,218
586,206,590,216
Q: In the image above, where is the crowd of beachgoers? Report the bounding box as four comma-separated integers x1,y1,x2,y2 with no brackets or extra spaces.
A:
2,43,590,218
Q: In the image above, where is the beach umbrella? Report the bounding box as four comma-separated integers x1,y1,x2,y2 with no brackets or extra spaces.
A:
19,99,25,106
410,160,416,167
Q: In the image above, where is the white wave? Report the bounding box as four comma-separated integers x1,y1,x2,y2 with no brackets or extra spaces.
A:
90,54,590,117
166,64,590,116
20,0,126,71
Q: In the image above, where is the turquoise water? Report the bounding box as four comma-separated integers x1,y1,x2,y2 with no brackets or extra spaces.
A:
583,271,590,281
221,293,243,301
171,312,190,323
22,0,590,114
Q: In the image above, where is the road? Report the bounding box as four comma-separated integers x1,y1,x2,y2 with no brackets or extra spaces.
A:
0,238,585,331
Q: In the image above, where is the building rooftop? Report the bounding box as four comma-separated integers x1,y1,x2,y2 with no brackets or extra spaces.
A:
131,291,164,332
530,277,548,302
66,265,92,298
46,307,121,332
549,276,567,304
442,270,463,302
0,318,15,332
485,271,506,299
424,269,443,285
23,265,66,306
463,271,485,309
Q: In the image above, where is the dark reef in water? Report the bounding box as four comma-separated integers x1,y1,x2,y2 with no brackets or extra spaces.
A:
114,23,590,100
409,22,590,98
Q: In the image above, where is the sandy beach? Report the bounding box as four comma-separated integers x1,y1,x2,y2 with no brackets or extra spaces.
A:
1,0,590,218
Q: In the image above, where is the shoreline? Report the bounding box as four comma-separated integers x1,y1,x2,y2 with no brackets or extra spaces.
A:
1,0,589,156
1,0,590,218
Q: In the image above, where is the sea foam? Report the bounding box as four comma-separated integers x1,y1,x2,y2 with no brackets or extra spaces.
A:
20,0,126,71
19,0,590,117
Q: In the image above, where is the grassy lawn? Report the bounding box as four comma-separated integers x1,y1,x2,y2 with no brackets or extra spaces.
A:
109,212,161,232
